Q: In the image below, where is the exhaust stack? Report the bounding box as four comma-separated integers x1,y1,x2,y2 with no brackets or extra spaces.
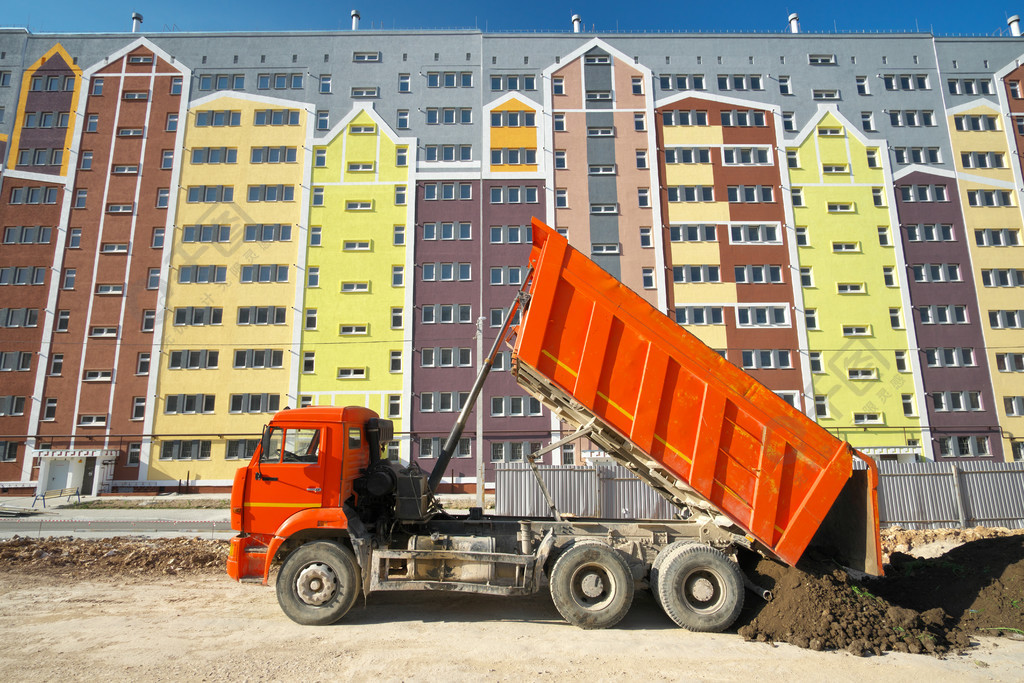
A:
572,14,582,33
788,13,800,34
131,12,143,33
1010,15,1022,37
351,10,360,31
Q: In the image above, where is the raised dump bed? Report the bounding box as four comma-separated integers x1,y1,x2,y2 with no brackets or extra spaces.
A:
512,218,883,575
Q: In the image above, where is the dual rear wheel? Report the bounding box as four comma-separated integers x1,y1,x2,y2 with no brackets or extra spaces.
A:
652,543,744,632
548,540,744,633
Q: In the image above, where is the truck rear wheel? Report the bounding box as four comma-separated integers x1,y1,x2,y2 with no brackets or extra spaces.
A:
276,540,360,626
549,541,634,629
649,540,698,606
656,544,744,632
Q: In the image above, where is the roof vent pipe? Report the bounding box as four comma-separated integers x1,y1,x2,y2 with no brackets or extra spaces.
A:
572,14,582,33
788,13,800,34
1010,15,1022,37
351,10,360,31
131,12,143,33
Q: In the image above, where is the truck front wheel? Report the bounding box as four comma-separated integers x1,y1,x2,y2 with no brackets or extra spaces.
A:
276,541,360,626
656,544,744,632
549,541,634,629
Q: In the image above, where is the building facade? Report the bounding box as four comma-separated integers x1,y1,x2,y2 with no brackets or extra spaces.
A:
2,25,1024,494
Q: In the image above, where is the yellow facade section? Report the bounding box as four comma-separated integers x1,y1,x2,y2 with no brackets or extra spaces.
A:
662,124,724,147
666,203,729,223
490,97,539,173
788,115,920,451
682,326,729,350
300,109,408,431
149,95,308,483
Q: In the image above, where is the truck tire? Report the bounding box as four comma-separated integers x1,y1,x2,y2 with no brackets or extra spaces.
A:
549,541,634,629
275,540,360,626
656,544,744,632
649,540,698,606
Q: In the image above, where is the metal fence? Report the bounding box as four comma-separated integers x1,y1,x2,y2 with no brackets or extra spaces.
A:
495,460,1024,529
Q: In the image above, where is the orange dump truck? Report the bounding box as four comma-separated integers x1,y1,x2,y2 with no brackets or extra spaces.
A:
227,217,883,632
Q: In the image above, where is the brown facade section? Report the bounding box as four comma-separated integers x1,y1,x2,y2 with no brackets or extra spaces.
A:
36,46,183,480
0,180,62,480
656,95,804,397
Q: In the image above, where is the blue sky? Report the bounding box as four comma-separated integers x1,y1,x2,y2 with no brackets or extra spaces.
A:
4,1,1022,36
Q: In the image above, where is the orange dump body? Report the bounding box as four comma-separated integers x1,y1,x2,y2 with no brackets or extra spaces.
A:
512,218,882,575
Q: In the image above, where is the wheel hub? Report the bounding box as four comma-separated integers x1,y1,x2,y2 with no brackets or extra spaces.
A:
580,572,606,598
690,577,715,602
296,562,338,606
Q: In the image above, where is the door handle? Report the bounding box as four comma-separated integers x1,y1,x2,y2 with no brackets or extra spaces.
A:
306,487,322,493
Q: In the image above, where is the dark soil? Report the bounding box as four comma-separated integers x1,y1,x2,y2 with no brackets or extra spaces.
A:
0,536,228,578
735,554,973,656
735,533,1024,656
873,535,1024,637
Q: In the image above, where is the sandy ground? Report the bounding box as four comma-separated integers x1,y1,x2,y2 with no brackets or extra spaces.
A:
0,571,1022,682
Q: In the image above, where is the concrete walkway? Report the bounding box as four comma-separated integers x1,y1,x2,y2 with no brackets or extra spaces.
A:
0,492,493,539
0,494,232,539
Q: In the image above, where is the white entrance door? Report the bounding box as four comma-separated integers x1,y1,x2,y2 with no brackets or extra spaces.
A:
46,461,70,489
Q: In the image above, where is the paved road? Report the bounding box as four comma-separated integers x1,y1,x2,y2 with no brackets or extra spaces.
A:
0,496,233,539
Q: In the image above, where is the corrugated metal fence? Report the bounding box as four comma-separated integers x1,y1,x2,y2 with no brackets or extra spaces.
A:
495,461,1024,529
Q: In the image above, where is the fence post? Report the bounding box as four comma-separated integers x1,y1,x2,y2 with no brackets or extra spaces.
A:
949,463,968,528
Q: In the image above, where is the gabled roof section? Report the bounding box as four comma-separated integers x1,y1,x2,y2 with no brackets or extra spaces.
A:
9,43,82,178
892,165,958,182
82,36,189,77
788,104,881,148
189,90,314,112
314,102,409,147
945,97,1001,117
542,37,652,79
484,91,542,112
654,90,781,115
993,55,1024,81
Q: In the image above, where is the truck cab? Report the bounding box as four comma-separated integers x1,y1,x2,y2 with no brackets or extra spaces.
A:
226,406,388,584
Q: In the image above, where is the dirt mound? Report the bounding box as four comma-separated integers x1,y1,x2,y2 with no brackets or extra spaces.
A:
736,555,971,656
0,536,228,578
881,526,1024,561
736,530,1024,655
873,535,1024,637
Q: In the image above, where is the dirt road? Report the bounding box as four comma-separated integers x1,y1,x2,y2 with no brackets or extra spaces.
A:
1,571,1022,682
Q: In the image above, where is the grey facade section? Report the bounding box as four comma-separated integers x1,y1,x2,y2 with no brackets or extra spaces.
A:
1,29,1023,172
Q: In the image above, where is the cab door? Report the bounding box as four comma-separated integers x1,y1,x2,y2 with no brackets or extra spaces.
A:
243,425,326,535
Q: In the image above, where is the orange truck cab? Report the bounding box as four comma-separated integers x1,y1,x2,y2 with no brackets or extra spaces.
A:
227,406,390,585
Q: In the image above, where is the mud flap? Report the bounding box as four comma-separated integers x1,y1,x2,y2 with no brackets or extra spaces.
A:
807,456,884,577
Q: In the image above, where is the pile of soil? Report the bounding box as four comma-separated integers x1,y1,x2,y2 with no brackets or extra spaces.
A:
736,556,972,655
881,526,1024,561
736,528,1024,656
0,536,228,578
875,534,1024,637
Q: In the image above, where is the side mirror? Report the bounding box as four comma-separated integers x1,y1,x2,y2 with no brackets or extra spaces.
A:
255,425,277,482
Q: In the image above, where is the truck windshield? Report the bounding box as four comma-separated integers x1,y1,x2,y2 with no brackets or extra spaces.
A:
260,428,320,464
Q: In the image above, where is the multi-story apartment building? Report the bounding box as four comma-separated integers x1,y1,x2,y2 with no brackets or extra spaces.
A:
3,20,1024,495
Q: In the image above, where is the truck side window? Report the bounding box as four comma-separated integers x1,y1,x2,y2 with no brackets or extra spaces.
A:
261,428,320,463
260,428,283,463
283,429,320,463
348,428,361,450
